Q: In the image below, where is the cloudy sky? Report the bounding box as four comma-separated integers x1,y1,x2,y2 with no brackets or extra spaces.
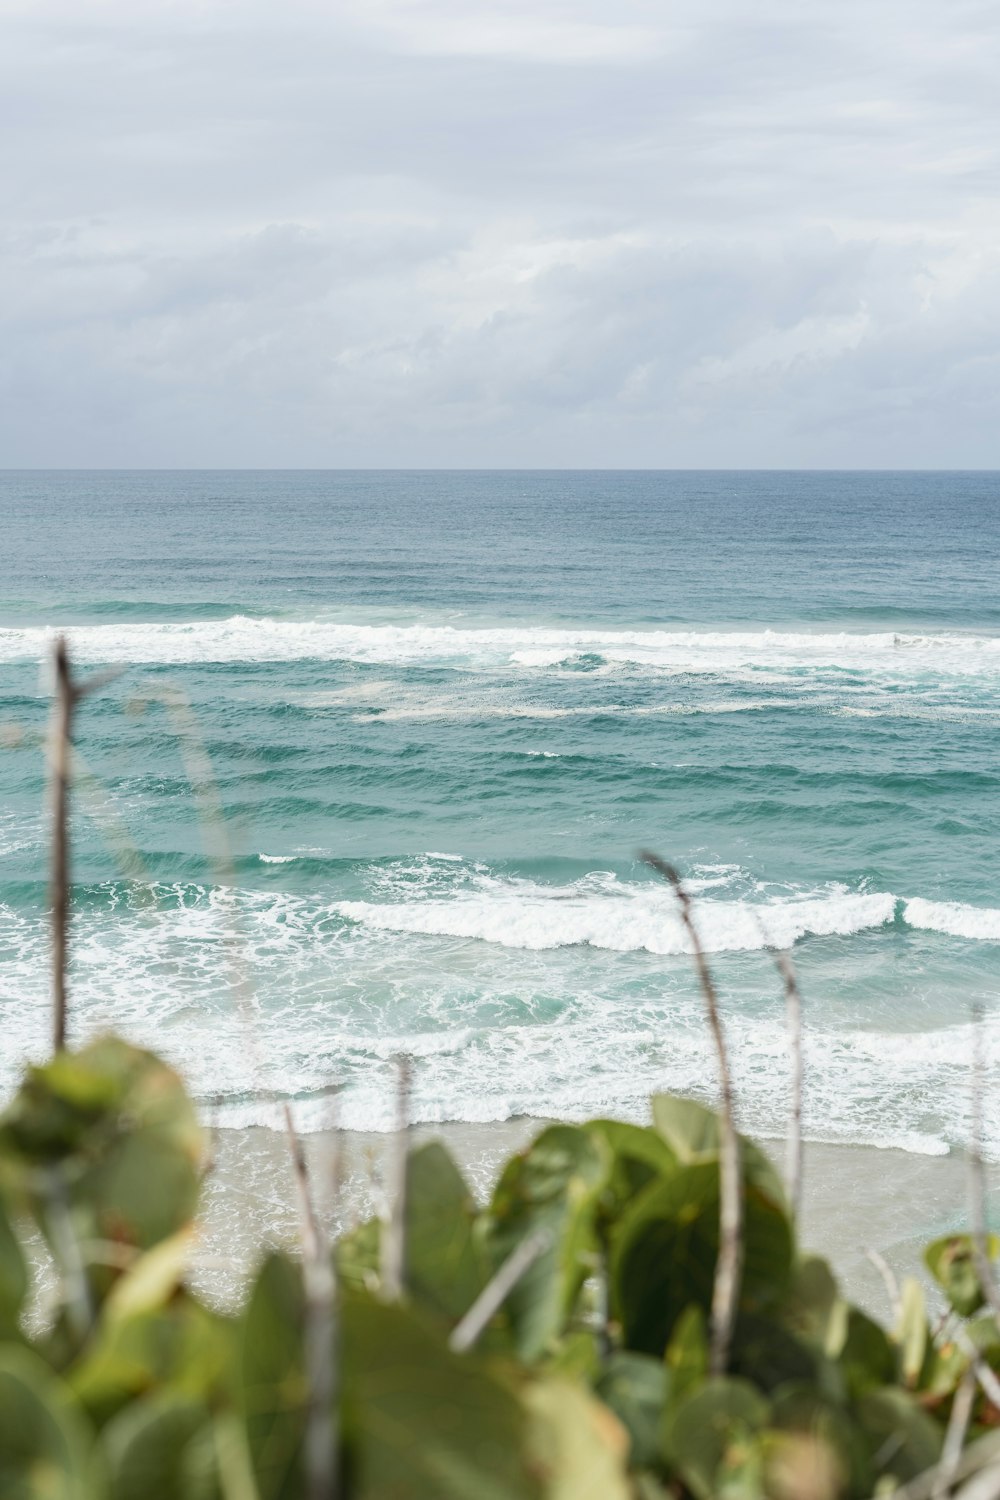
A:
2,0,999,467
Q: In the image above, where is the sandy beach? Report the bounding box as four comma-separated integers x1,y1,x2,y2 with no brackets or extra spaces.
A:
194,1118,983,1320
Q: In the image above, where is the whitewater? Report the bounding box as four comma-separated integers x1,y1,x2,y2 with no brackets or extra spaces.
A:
2,469,999,1156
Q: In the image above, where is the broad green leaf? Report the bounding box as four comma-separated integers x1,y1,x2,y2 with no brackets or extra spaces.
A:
611,1160,794,1355
343,1290,541,1499
0,1037,203,1301
895,1277,927,1387
70,1292,235,1431
523,1377,631,1500
855,1388,942,1486
102,1394,220,1500
829,1307,895,1398
595,1353,667,1471
404,1142,491,1326
769,1384,872,1497
584,1121,677,1235
240,1253,306,1500
650,1097,788,1209
0,1194,27,1337
0,1345,97,1500
730,1313,825,1394
102,1228,195,1321
925,1233,1000,1319
662,1377,770,1500
665,1304,708,1406
487,1124,610,1361
780,1256,841,1348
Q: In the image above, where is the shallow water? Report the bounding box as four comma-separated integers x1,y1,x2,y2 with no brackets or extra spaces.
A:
1,470,999,1154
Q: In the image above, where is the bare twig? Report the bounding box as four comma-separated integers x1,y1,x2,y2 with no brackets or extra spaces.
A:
381,1056,412,1301
449,1229,554,1354
954,1326,1000,1412
49,639,74,1052
866,1246,903,1322
879,1433,1000,1500
954,1464,1000,1500
640,850,742,1375
47,639,125,1052
283,1105,338,1500
934,1370,977,1500
969,1005,1000,1328
773,948,804,1220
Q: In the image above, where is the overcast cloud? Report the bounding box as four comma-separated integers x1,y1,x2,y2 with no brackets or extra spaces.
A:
2,0,999,466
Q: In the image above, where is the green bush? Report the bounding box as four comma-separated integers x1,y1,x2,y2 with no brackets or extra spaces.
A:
0,1034,996,1498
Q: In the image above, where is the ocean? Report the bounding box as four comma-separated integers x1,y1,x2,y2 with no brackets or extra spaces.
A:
2,470,999,1157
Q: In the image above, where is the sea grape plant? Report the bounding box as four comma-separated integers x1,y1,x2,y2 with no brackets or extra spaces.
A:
0,1034,998,1498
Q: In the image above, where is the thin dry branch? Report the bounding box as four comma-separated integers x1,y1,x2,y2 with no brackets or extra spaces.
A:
773,948,804,1220
934,1370,977,1500
49,638,74,1052
640,850,743,1376
380,1055,412,1301
969,1005,1000,1329
283,1105,338,1500
866,1246,903,1323
47,639,125,1052
449,1229,553,1354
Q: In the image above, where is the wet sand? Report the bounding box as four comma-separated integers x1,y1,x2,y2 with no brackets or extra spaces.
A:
194,1118,985,1319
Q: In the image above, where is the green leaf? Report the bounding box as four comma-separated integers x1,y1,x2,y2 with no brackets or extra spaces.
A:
855,1388,942,1486
343,1290,541,1499
102,1394,220,1500
70,1292,235,1431
486,1124,610,1361
895,1277,928,1388
730,1313,825,1395
595,1353,667,1471
240,1253,306,1500
0,1194,28,1337
830,1307,895,1398
522,1377,631,1500
611,1160,794,1355
662,1377,770,1500
780,1256,841,1348
584,1121,677,1235
650,1096,787,1208
0,1345,97,1500
404,1142,491,1326
0,1038,203,1304
925,1233,1000,1319
335,1217,380,1293
769,1384,872,1497
665,1304,708,1406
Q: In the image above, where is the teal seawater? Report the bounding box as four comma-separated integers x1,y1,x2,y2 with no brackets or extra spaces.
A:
1,471,999,1154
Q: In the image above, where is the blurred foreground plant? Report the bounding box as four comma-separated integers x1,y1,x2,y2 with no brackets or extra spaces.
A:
1,1036,999,1499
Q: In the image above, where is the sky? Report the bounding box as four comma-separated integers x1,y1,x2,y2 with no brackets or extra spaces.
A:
2,0,999,468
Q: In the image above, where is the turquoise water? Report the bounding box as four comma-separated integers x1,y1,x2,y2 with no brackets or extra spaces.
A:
2,470,999,1153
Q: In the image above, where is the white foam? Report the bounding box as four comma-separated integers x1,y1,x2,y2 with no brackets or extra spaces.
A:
336,879,897,955
2,878,999,1155
258,853,296,864
3,618,1000,683
905,898,1000,943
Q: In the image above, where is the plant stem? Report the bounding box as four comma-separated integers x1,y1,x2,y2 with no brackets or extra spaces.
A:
640,850,743,1376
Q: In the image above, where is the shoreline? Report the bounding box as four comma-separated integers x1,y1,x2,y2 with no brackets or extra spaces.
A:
194,1117,982,1319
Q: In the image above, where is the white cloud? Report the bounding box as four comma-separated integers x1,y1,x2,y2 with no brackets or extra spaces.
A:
0,0,999,464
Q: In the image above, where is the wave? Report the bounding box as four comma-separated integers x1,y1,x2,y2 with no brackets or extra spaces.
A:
337,879,898,955
3,873,999,1154
905,897,1000,942
3,617,1000,681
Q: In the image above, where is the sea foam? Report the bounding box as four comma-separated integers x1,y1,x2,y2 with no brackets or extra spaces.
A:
3,618,1000,682
336,882,898,955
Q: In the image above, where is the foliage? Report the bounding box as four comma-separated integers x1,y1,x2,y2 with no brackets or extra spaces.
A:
0,1036,996,1498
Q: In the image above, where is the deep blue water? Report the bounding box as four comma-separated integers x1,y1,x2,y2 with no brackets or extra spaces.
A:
2,470,999,1153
